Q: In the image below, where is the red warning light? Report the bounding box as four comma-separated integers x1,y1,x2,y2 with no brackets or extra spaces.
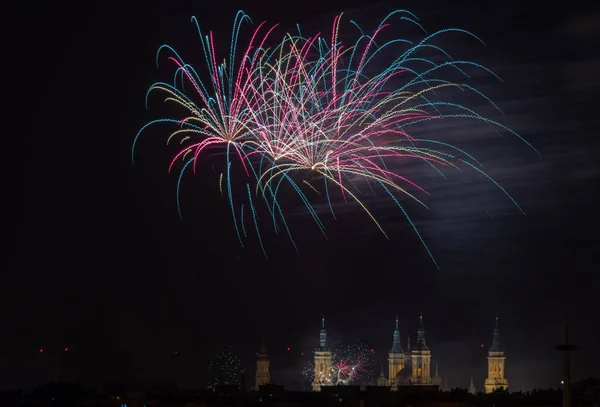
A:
39,348,44,353
64,347,69,352
287,347,291,351
370,348,374,353
480,344,484,348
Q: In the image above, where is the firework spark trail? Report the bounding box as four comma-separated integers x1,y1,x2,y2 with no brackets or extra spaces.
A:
246,182,268,258
133,11,281,240
332,342,377,385
245,11,536,269
135,9,537,269
301,341,377,386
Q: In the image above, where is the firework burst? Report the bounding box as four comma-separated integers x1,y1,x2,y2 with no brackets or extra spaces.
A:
133,11,280,255
301,359,315,385
332,341,377,385
247,10,537,269
135,10,537,269
206,348,245,389
301,341,377,386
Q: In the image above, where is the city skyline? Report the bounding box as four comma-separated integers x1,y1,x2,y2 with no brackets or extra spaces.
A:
11,0,599,395
205,315,579,392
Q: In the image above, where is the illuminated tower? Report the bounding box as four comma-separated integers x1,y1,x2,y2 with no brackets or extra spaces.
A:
410,314,432,385
255,339,271,390
388,316,405,385
313,315,333,392
484,317,508,393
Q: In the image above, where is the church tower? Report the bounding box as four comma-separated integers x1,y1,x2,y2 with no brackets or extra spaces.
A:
313,315,333,392
484,317,508,393
388,316,405,385
410,314,432,385
255,339,271,390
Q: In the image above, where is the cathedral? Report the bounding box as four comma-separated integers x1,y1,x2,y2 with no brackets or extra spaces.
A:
306,314,509,393
381,314,437,390
252,314,509,392
310,314,442,391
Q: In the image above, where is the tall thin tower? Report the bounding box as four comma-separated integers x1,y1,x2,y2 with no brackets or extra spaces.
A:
313,315,333,392
484,316,508,393
255,339,271,390
410,314,432,385
388,316,405,385
555,325,577,407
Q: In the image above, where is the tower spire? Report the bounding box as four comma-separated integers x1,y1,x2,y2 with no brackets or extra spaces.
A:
490,315,502,352
313,315,333,391
415,313,428,350
388,316,405,386
391,316,403,353
485,316,508,393
319,315,327,349
259,337,268,355
468,376,476,395
409,313,432,385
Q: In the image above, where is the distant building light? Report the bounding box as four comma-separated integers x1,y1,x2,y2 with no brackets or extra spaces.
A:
561,380,564,384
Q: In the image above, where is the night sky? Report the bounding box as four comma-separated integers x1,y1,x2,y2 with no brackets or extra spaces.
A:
11,0,600,394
